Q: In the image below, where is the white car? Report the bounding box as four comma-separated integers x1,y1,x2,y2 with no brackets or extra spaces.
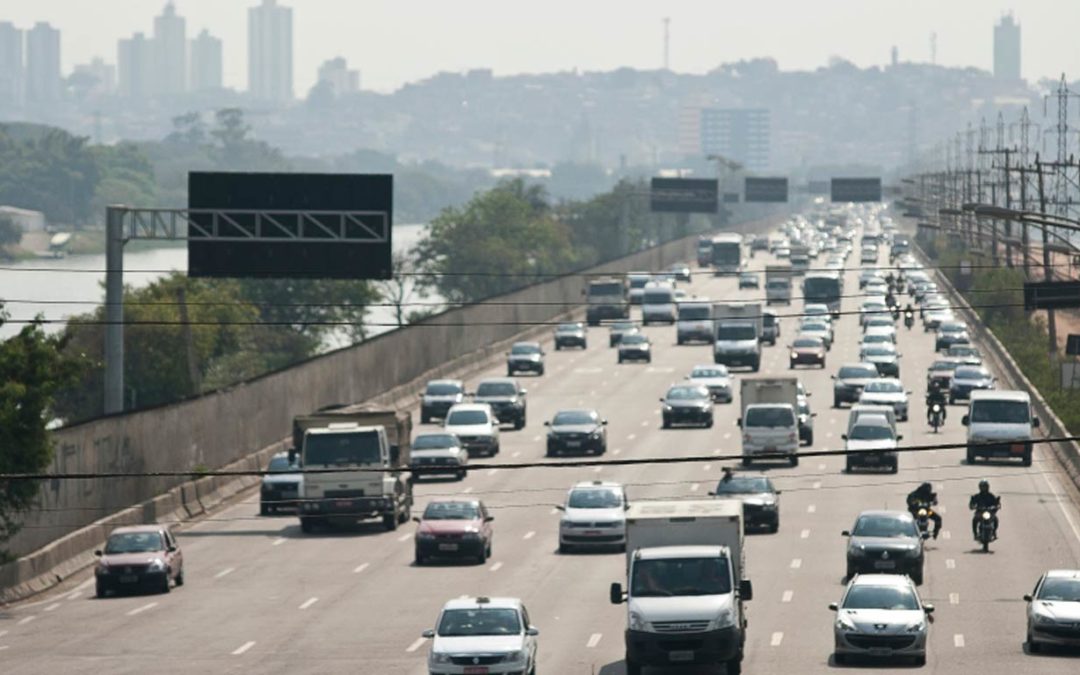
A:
557,481,628,552
858,378,910,421
831,574,932,666
860,301,890,326
923,308,955,331
1025,569,1080,652
423,596,540,675
860,333,893,348
864,323,897,344
799,319,834,349
444,403,500,457
843,416,901,473
687,364,733,403
804,304,833,325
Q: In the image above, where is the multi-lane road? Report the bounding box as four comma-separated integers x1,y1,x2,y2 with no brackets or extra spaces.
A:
2,235,1080,674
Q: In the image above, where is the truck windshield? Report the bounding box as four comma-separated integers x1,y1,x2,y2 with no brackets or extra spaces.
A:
712,245,740,265
631,557,731,597
628,276,650,289
678,305,710,320
304,430,382,466
589,282,623,296
744,407,794,428
767,280,789,289
970,400,1030,424
716,325,756,340
413,434,458,450
803,277,840,299
643,290,674,304
437,608,521,637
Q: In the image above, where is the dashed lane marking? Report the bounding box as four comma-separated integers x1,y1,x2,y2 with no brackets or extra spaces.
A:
397,533,412,543
713,449,722,455
550,508,559,515
487,469,499,477
532,435,542,442
353,563,369,574
690,483,700,492
17,616,35,626
299,597,319,610
627,434,637,441
574,367,603,374
954,634,965,648
1041,468,1080,546
406,638,427,653
215,567,235,580
812,481,822,489
44,603,60,612
703,464,712,471
613,449,622,456
790,558,802,569
723,433,732,440
770,632,784,647
593,466,602,473
782,590,794,603
67,592,81,601
807,505,817,513
272,537,286,546
949,593,960,605
523,531,535,540
126,603,157,617
232,641,256,656
490,562,503,572
463,487,474,494
587,633,603,648
641,420,649,427
817,463,826,471
0,630,7,638
941,530,951,540
800,529,810,539
512,451,521,458
946,559,956,569
937,504,947,514
825,432,833,440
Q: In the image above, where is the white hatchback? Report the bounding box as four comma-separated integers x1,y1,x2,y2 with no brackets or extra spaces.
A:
831,574,932,666
424,596,540,675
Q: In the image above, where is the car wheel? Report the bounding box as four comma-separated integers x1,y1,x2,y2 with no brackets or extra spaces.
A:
558,542,569,554
966,449,976,464
790,454,799,467
415,551,425,566
260,502,270,516
491,443,500,456
911,568,924,585
554,343,561,351
789,361,796,369
913,654,926,666
420,411,430,424
507,369,514,376
833,396,842,408
175,567,184,587
160,575,171,594
645,355,652,363
845,458,853,473
890,460,899,474
625,659,643,675
514,416,524,431
617,356,623,363
457,470,467,480
538,366,545,376
95,580,107,598
1028,632,1041,653
383,512,399,531
805,431,814,446
705,417,714,428
1022,451,1032,467
662,417,670,429
834,653,847,666
741,457,752,467
769,521,780,534
582,341,588,349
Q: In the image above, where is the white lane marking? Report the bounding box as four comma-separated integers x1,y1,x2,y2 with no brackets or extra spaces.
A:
593,466,602,473
397,533,412,543
72,578,95,593
0,645,8,651
782,590,794,603
807,505,817,513
589,391,597,397
406,638,427,653
627,434,637,441
523,531,535,540
214,567,235,580
770,632,784,647
646,367,675,373
818,463,826,470
790,558,802,569
812,481,822,489
723,432,732,440
690,483,700,492
613,448,622,456
800,529,810,539
549,508,559,515
232,641,256,656
949,593,960,605
44,602,61,612
0,630,7,638
640,420,649,427
946,559,956,569
532,435,542,442
703,464,712,471
17,616,36,625
299,597,319,610
67,592,82,601
825,432,833,439
353,563,370,574
941,530,951,540
937,504,947,514
512,451,521,458
1041,468,1080,545
487,469,499,477
574,367,602,374
713,448,722,455
490,562,503,572
954,634,965,648
272,537,286,546
829,417,837,425
586,633,603,648
126,602,157,617
463,487,474,494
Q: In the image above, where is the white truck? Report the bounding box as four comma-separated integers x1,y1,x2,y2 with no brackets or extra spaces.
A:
789,243,810,275
738,377,800,466
765,265,793,305
292,406,413,533
710,233,743,276
713,302,763,371
610,500,752,675
676,299,713,345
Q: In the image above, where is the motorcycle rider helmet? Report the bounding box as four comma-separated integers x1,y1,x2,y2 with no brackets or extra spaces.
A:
978,479,990,493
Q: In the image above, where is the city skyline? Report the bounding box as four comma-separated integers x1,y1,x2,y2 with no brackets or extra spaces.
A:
2,1,1080,95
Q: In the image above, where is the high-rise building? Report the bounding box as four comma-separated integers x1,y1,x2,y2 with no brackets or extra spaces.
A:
994,13,1021,80
0,22,24,106
153,2,187,94
316,56,360,96
26,22,61,104
190,29,223,91
248,0,293,101
118,32,154,98
699,108,770,171
72,57,117,95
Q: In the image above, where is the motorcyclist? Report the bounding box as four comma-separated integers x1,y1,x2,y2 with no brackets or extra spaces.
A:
969,479,1001,540
926,380,948,425
903,303,915,329
906,482,942,538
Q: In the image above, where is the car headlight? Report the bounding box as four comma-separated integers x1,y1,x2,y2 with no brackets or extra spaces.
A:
504,649,527,663
560,518,573,529
905,546,921,558
417,531,436,540
836,615,859,632
429,652,452,664
95,562,109,575
762,502,778,510
147,559,166,572
791,352,799,359
462,531,481,540
848,545,866,557
1033,612,1054,625
662,405,673,412
906,621,926,633
709,610,735,630
590,432,602,439
629,611,648,631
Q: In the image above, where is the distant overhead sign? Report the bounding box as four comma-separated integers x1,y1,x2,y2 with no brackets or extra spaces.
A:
744,177,789,203
1023,281,1080,311
187,172,393,280
831,178,882,203
650,178,719,213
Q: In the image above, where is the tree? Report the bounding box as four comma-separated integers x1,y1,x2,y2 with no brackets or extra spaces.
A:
0,310,85,549
0,126,100,225
233,278,380,346
376,248,432,328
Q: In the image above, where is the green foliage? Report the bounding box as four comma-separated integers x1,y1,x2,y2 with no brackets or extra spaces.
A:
0,312,86,546
0,125,100,224
233,278,379,346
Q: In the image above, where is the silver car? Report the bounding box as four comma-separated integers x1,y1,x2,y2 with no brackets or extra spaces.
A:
831,574,933,666
1025,569,1080,652
557,481,628,552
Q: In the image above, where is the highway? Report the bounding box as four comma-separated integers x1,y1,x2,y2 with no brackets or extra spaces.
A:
2,233,1080,674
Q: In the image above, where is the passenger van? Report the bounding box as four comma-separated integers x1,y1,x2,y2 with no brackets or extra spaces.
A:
962,390,1039,466
641,284,677,325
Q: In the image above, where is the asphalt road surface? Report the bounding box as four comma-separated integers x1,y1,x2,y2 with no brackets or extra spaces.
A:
2,239,1079,675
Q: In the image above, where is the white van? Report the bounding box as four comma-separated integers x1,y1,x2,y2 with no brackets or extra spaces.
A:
641,285,677,325
962,390,1039,466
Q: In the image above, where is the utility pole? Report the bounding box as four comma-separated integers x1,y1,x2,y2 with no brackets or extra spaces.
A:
1036,159,1058,359
176,286,202,395
104,207,125,415
1019,107,1034,278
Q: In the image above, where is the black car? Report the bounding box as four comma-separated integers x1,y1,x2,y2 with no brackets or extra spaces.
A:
660,384,713,428
948,365,994,403
843,510,927,585
554,322,587,350
419,379,465,424
472,378,528,429
709,471,780,533
858,345,901,378
668,263,692,283
617,333,652,363
832,363,881,408
545,409,608,456
935,321,971,352
609,320,639,347
507,341,545,375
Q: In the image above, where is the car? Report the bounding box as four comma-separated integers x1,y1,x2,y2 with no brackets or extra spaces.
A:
642,283,678,325
617,333,652,363
922,308,954,331
859,269,882,289
926,358,962,389
946,344,983,365
843,510,926,584
859,300,890,326
761,310,780,345
420,379,466,424
832,362,881,408
790,335,827,368
545,409,607,456
609,320,640,347
864,279,889,298
751,235,770,251
949,365,995,403
444,403,500,457
799,319,833,349
472,378,528,429
776,245,791,258
413,500,494,564
668,262,692,282
411,432,468,480
557,480,627,551
553,322,587,350
507,341,545,376
1024,569,1080,652
935,321,971,352
660,384,713,428
843,416,902,473
798,396,816,445
830,574,932,666
627,272,652,304
423,596,539,675
803,303,833,324
94,525,184,597
686,363,733,403
709,471,780,532
858,343,901,378
738,272,760,289
860,332,893,348
858,378,910,421
863,316,897,338
260,451,302,515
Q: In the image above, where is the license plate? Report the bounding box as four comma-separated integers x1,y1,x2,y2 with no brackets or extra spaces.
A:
282,491,297,499
335,500,352,508
566,441,581,448
764,447,777,453
584,530,601,536
438,543,459,551
119,575,138,583
874,561,896,570
464,668,488,675
869,648,892,657
669,650,694,662
1011,443,1026,454
864,455,879,464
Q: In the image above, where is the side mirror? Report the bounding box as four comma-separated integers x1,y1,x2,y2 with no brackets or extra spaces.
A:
555,504,565,511
841,530,851,537
922,532,930,540
841,434,848,441
602,420,608,425
610,582,625,605
543,421,550,426
526,627,540,637
775,489,783,495
896,435,904,441
739,579,754,601
811,412,818,418
1033,417,1041,428
1023,594,1033,602
485,516,495,522
94,549,103,557
521,389,528,395
828,602,839,611
659,398,665,403
167,545,177,553
961,415,970,426
830,374,837,380
736,418,742,427
287,448,297,465
923,604,935,614
422,629,435,639
707,491,716,496
412,517,421,523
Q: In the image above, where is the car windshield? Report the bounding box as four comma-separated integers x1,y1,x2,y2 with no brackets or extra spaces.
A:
1037,578,1080,601
740,274,756,281
863,334,889,343
843,585,920,610
104,531,164,554
667,387,708,401
611,321,635,331
476,382,517,396
954,367,989,380
864,380,902,393
447,410,490,426
426,383,462,396
679,305,711,320
713,476,772,494
849,424,895,441
305,430,382,466
437,608,521,637
552,410,597,425
861,347,894,357
852,515,917,538
622,334,648,345
267,456,297,472
839,366,877,379
717,325,757,340
941,323,966,333
794,337,824,348
930,361,959,372
510,344,540,355
413,434,457,450
691,366,728,378
423,502,480,520
628,276,650,289
970,399,1030,424
950,346,979,357
557,323,582,332
744,406,795,427
802,322,827,332
567,488,622,508
630,557,732,597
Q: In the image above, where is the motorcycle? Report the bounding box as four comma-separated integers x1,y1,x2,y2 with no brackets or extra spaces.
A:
975,506,999,552
913,500,937,538
928,403,945,432
904,311,914,330
890,305,900,321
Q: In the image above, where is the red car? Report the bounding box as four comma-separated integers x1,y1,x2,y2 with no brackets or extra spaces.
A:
94,525,184,597
790,335,827,368
414,500,494,565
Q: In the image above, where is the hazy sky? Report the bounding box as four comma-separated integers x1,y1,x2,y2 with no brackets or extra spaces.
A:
7,1,1079,93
